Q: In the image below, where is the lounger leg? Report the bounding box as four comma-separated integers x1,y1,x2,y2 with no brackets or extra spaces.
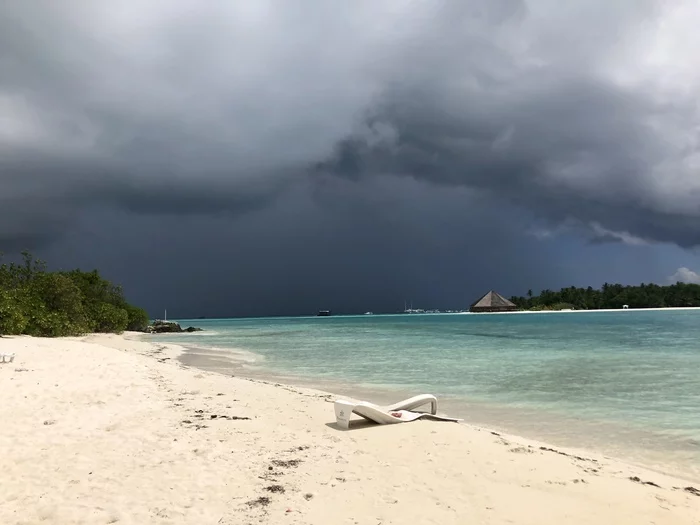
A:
334,401,354,430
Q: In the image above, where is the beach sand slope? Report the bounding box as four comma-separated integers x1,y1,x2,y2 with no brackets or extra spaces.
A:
1,334,698,524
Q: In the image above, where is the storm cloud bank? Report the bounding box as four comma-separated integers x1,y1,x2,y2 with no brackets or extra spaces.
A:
1,1,699,314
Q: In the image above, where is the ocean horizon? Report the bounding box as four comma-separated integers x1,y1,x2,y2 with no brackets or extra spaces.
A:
150,309,700,480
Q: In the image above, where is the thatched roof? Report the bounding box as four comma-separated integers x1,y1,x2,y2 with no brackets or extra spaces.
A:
470,290,516,311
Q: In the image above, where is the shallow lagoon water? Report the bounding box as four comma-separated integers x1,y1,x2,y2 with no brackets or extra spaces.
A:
153,310,700,479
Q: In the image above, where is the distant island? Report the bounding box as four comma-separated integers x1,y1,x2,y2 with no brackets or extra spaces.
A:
0,252,149,337
509,282,700,311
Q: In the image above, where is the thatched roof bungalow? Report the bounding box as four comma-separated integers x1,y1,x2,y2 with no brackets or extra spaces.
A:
470,290,518,313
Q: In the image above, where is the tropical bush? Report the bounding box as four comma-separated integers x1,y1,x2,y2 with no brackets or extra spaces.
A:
123,303,150,331
0,251,147,337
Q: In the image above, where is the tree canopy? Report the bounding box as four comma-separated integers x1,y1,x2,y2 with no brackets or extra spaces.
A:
509,282,700,311
0,252,149,337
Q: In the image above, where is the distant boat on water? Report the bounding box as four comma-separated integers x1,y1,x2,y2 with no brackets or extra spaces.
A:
317,310,332,316
154,308,178,325
364,311,373,315
403,300,424,314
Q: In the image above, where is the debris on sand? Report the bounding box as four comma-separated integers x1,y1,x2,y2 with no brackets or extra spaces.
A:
271,459,302,468
539,446,598,463
206,413,250,420
683,486,700,496
246,497,271,508
629,476,661,488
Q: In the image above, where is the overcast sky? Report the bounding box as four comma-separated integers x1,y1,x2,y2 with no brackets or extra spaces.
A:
2,0,700,317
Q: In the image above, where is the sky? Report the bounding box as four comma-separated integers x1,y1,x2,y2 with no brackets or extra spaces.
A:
2,0,700,317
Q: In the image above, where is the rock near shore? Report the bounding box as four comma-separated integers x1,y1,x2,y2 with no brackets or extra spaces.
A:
146,321,203,334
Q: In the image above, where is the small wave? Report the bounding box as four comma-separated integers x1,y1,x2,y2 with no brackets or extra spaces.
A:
458,331,521,340
233,330,302,338
179,342,263,364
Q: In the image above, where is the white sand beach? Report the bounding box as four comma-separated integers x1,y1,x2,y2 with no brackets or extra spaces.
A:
1,334,698,525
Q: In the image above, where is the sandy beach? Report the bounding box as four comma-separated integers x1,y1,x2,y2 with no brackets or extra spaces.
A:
1,334,699,525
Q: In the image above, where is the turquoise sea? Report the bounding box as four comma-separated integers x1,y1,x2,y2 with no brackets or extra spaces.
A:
152,310,700,479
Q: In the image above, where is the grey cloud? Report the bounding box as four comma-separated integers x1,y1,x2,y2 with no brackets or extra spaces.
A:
316,1,700,247
317,78,696,242
1,0,700,313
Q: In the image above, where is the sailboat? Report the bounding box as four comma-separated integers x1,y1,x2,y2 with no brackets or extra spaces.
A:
403,300,424,314
157,309,175,324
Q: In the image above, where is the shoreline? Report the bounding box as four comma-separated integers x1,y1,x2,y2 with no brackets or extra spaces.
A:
2,333,699,524
165,338,700,484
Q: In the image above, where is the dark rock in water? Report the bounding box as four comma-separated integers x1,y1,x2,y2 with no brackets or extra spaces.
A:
149,321,183,333
146,320,203,334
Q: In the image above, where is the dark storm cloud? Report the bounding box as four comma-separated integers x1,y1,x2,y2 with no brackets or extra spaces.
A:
43,176,559,317
0,149,289,250
1,0,378,247
1,0,700,305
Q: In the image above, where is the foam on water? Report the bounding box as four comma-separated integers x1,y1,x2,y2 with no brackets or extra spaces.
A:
174,342,262,364
150,310,700,480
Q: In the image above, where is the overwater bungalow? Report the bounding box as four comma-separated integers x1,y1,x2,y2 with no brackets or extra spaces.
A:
469,291,518,313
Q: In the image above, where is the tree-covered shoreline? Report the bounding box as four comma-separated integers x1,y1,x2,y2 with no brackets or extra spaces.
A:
0,252,148,337
509,282,700,311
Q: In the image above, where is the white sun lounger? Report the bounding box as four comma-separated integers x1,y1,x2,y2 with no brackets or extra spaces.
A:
0,353,15,364
334,394,461,429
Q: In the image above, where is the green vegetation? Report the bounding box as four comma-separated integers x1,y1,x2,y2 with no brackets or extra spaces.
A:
0,252,149,337
510,282,700,311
